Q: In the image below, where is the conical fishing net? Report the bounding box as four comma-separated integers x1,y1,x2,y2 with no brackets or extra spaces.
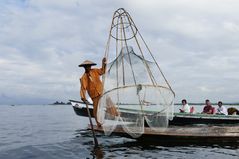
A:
97,8,175,138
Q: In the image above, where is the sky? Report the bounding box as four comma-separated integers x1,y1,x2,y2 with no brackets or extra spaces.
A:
0,0,239,104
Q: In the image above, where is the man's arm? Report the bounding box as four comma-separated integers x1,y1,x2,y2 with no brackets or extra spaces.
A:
222,106,228,115
207,109,213,114
201,106,206,113
80,78,87,102
98,57,107,75
179,109,184,113
208,106,214,114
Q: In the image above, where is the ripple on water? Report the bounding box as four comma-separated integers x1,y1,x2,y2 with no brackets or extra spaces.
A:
0,105,238,159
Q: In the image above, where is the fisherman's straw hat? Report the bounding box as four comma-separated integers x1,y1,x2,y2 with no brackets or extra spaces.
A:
78,60,97,67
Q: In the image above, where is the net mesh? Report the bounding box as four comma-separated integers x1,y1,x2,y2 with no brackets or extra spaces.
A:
97,8,175,138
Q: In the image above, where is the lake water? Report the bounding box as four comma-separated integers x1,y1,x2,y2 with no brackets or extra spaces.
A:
0,105,238,159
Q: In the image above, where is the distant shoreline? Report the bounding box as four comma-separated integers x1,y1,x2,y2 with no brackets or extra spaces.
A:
50,101,71,105
1,102,239,106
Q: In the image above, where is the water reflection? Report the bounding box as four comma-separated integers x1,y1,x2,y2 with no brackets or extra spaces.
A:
92,147,104,159
73,128,239,159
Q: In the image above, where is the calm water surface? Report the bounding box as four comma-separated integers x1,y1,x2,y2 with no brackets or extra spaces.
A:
0,105,238,159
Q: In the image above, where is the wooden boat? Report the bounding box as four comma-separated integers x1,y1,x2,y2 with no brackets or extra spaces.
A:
70,100,239,126
90,124,239,144
72,8,239,144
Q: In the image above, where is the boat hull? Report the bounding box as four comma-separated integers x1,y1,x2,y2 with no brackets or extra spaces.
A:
91,125,239,144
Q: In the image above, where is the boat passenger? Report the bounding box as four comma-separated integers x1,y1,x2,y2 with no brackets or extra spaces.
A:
228,107,239,115
202,99,215,114
79,58,107,127
179,99,190,113
216,101,228,115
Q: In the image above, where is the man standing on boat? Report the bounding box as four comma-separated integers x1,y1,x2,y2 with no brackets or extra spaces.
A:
79,58,107,127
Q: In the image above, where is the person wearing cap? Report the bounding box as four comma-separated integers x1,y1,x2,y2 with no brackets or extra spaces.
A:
79,57,107,127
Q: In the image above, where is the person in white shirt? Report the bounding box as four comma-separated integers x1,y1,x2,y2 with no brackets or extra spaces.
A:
216,101,228,115
180,99,190,113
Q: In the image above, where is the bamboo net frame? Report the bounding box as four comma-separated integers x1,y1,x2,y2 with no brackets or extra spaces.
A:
98,8,175,138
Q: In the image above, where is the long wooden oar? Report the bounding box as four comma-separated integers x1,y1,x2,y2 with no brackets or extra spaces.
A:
85,102,99,148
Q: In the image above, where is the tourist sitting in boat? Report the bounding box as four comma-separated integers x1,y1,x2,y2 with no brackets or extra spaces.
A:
79,58,107,127
179,99,190,113
202,99,216,114
228,107,239,115
216,101,228,115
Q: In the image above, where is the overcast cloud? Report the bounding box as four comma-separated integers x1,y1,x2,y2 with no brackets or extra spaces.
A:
0,0,239,104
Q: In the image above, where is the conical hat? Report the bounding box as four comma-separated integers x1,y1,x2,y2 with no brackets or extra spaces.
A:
78,60,97,67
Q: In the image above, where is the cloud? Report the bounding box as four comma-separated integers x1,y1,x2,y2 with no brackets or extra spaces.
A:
0,0,239,104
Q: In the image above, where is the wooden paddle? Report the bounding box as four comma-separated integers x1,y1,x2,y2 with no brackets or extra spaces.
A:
85,101,99,148
69,99,99,147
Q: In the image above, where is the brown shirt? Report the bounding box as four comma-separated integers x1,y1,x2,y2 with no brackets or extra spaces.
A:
80,68,105,100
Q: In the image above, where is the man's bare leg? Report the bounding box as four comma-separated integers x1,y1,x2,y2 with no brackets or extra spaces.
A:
93,96,101,127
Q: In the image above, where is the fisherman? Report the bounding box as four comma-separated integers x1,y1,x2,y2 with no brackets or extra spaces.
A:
79,58,107,127
216,101,228,115
202,99,215,114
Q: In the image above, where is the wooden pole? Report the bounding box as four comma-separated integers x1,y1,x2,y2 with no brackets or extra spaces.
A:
85,102,99,148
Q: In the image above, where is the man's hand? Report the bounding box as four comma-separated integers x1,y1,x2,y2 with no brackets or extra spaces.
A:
81,98,90,105
102,57,107,65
